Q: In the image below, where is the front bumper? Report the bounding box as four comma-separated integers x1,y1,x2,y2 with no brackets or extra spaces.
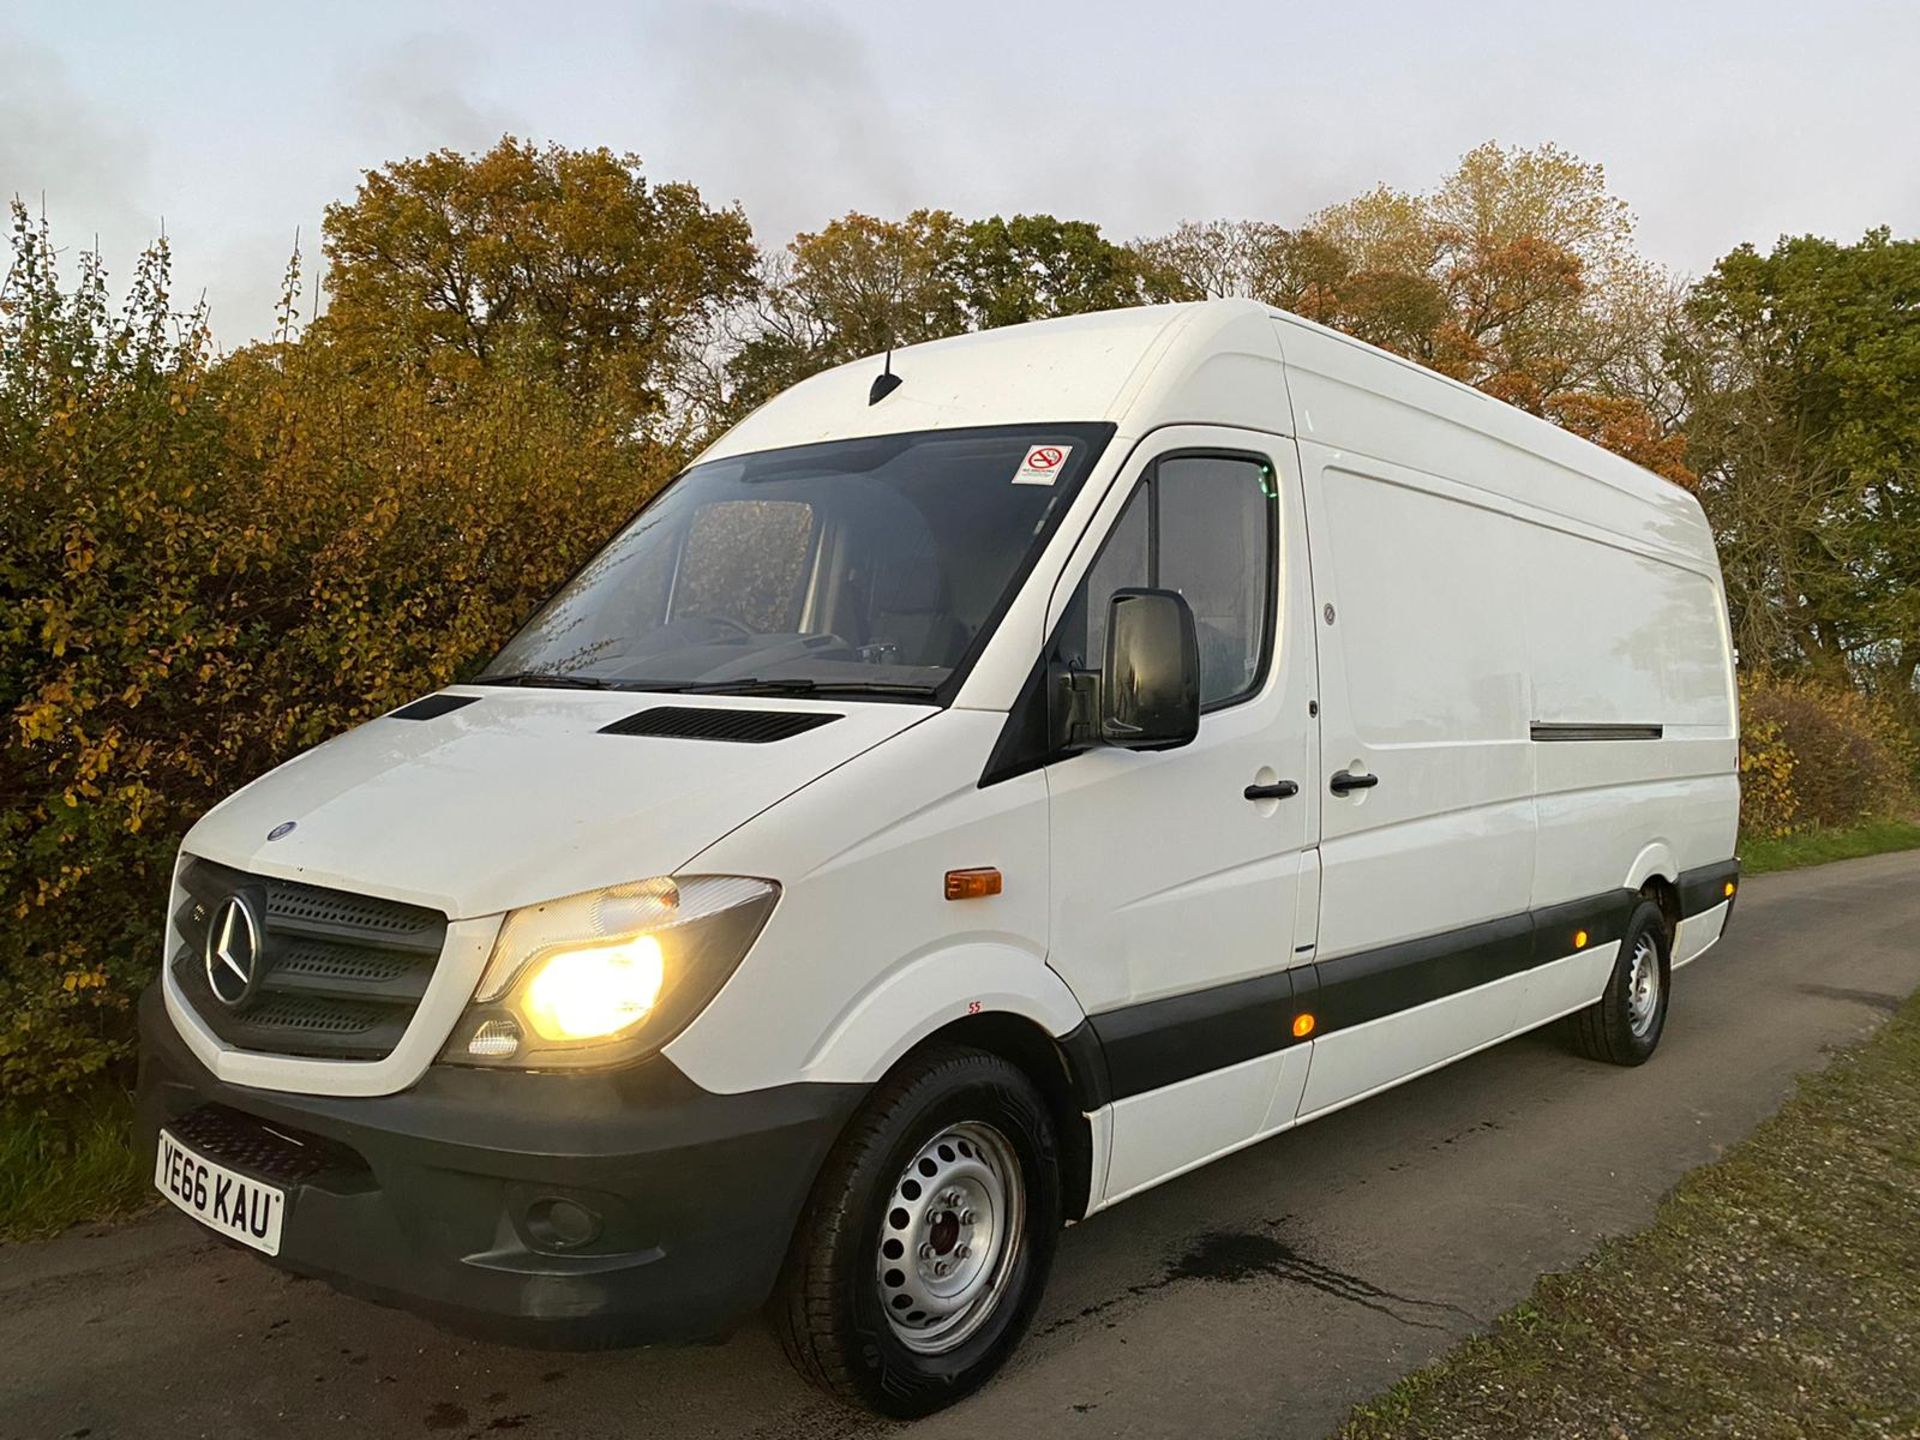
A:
136,984,864,1348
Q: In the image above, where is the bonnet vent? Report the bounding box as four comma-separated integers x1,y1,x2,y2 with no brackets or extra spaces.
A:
389,693,480,721
598,706,842,744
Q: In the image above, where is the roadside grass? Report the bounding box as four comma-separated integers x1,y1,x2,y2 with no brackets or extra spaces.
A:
1340,989,1920,1440
1740,816,1920,874
0,1088,150,1243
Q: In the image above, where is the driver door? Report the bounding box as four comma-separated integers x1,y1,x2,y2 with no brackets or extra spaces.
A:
1042,428,1320,1206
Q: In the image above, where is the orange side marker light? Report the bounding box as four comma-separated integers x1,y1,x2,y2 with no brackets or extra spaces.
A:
1724,881,1736,898
1574,929,1589,948
944,867,1003,901
1292,1013,1316,1039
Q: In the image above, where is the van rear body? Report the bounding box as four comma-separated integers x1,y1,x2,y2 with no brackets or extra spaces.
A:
138,300,1739,1414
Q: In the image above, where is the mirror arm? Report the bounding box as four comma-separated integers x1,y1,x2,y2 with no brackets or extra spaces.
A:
1056,666,1101,750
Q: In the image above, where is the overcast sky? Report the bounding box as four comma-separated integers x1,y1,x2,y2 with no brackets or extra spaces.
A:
6,0,1917,346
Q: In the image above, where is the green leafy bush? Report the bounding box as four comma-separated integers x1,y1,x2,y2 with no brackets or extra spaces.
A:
0,203,677,1103
1738,672,1915,838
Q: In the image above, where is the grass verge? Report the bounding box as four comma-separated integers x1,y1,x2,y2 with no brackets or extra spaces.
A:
0,1087,151,1243
1740,816,1920,874
1341,987,1920,1440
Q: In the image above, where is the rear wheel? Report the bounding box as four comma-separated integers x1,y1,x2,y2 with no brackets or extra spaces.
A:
1569,897,1670,1065
773,1044,1062,1417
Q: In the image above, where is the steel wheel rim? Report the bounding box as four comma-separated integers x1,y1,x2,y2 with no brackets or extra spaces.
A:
874,1120,1025,1354
1626,933,1662,1037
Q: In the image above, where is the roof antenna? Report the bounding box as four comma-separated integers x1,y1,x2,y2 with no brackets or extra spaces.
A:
869,345,902,405
869,254,905,405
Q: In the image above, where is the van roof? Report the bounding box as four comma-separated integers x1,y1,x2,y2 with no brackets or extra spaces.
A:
699,299,1713,569
700,301,1269,461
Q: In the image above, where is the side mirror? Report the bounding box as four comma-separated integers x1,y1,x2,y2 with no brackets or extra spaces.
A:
1100,588,1200,751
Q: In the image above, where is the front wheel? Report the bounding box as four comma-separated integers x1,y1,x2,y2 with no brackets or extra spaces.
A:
1569,897,1671,1065
773,1044,1062,1417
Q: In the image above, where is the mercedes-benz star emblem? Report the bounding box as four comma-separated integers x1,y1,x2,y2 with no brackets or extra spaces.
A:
204,895,263,1008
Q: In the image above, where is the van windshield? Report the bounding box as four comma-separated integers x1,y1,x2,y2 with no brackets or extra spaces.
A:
480,423,1114,700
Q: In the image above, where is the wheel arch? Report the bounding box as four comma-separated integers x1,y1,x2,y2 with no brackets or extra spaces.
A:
1623,840,1678,893
796,943,1101,1217
1623,843,1680,940
1639,873,1681,943
895,1010,1105,1222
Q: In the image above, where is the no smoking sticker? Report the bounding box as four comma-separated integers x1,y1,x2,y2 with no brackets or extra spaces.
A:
1011,444,1071,486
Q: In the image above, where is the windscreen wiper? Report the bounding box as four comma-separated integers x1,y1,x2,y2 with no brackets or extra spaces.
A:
677,677,939,698
470,672,621,690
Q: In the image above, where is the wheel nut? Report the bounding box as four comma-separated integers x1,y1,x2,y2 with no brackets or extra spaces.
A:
956,1245,971,1260
919,1243,936,1260
960,1209,976,1225
934,1261,950,1277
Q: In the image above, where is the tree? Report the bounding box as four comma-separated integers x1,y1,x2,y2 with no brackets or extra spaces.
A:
1141,144,1694,484
952,213,1184,329
1676,229,1920,691
1131,219,1350,317
720,208,1173,420
320,136,756,419
716,209,966,418
1298,142,1679,412
1,197,679,1101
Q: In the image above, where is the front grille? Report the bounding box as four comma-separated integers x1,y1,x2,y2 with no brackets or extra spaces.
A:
171,857,448,1061
167,1104,369,1186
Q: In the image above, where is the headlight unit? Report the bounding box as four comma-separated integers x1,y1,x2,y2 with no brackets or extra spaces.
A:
443,875,777,1069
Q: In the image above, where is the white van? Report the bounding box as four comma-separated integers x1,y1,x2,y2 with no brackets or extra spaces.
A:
138,300,1740,1416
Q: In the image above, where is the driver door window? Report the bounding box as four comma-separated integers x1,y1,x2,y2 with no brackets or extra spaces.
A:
1055,452,1276,710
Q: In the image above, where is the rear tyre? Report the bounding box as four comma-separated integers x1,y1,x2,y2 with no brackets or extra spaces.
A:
1569,897,1670,1066
773,1044,1062,1418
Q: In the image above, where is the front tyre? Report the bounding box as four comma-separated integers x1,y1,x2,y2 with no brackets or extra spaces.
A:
773,1044,1062,1417
1569,897,1671,1066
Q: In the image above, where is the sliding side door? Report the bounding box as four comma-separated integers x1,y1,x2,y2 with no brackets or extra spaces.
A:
1295,448,1538,1118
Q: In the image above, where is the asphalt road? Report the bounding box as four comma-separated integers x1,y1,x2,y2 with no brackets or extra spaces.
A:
7,850,1920,1440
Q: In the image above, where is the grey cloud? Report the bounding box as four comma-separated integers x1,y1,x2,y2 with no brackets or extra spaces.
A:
0,26,154,253
341,32,521,154
648,2,917,245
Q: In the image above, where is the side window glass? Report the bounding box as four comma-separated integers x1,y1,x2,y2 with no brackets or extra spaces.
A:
1049,452,1275,718
1156,456,1273,707
1072,485,1150,671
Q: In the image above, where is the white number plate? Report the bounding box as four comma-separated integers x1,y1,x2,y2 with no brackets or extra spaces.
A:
154,1128,286,1256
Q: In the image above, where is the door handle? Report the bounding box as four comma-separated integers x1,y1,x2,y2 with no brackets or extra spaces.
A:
1243,780,1299,802
1329,769,1379,795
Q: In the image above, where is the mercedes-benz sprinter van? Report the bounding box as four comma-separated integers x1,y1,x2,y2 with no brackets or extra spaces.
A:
138,300,1740,1416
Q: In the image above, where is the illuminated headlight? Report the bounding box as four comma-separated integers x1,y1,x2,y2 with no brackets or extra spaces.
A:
443,876,777,1069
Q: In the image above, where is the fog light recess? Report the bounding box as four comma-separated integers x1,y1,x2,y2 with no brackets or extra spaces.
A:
524,1196,602,1251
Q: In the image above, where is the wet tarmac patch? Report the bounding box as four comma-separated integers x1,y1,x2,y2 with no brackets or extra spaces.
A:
1044,1221,1472,1337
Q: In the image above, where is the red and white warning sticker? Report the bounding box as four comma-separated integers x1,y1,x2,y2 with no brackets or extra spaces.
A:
1011,444,1071,486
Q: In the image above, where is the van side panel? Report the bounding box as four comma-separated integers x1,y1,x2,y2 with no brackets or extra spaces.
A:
1276,314,1738,1125
1276,312,1738,915
1305,457,1538,960
1272,315,1719,575
1522,524,1740,907
1296,944,1616,1120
